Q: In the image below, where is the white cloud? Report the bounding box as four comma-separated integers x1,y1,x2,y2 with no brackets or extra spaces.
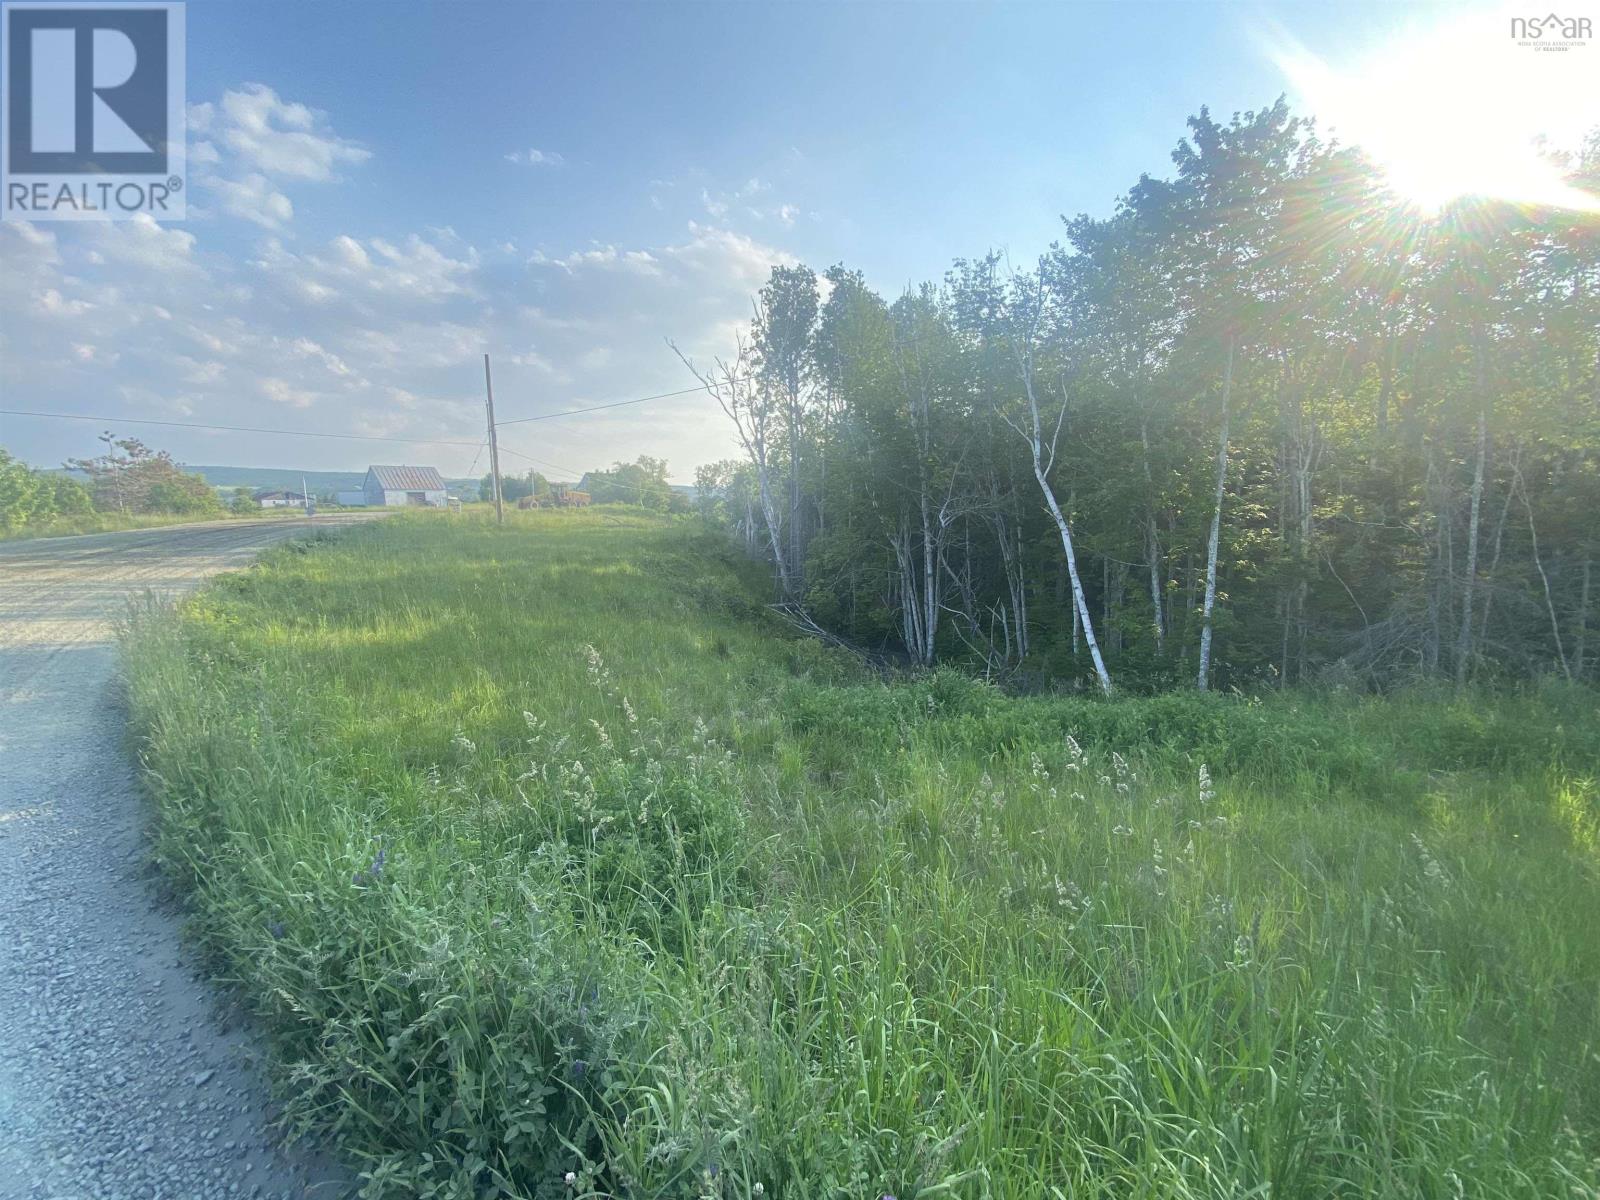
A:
208,172,294,228
697,177,801,228
505,148,565,167
188,84,367,230
532,244,662,276
700,188,729,219
259,376,317,409
210,84,369,181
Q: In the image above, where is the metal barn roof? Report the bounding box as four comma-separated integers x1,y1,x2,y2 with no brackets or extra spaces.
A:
366,465,446,491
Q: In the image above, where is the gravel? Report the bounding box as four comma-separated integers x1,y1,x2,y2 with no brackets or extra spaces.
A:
0,519,372,1200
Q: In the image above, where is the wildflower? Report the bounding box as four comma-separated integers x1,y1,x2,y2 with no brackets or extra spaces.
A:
753,1185,765,1197
1198,764,1216,804
451,730,477,756
1410,834,1450,885
1112,824,1132,836
571,1059,588,1079
565,1171,577,1186
268,921,286,940
1052,874,1089,917
1226,933,1254,970
585,643,608,691
622,696,638,725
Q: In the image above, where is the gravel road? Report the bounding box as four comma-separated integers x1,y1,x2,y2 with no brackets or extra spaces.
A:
0,519,367,1200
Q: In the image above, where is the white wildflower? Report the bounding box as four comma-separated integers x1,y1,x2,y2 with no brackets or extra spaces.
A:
1410,834,1450,886
1226,933,1254,970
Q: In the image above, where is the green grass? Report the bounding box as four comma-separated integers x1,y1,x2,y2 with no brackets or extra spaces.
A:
0,506,303,542
123,509,1600,1199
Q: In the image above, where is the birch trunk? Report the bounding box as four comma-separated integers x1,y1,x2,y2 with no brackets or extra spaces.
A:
1516,465,1571,680
1197,335,1235,692
1454,385,1488,687
1139,414,1165,653
1037,470,1111,692
1001,275,1111,693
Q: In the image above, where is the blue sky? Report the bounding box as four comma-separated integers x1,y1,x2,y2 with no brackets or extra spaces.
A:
1,0,1572,481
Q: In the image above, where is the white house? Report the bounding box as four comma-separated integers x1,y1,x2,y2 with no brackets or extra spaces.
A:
254,490,307,509
362,465,448,508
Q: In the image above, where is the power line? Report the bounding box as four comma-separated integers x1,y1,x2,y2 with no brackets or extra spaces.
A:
0,408,485,448
494,382,726,426
496,442,588,481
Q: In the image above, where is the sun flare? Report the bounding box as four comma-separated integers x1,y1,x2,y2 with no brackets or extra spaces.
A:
1270,6,1599,212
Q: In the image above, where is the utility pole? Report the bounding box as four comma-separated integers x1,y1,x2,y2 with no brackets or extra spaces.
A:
483,353,505,525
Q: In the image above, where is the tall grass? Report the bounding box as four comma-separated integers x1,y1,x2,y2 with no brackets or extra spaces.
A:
123,510,1600,1199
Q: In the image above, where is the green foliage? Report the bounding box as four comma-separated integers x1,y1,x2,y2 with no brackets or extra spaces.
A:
65,436,223,516
0,448,93,531
581,457,675,510
125,515,1600,1198
482,471,547,504
145,473,224,514
702,104,1600,691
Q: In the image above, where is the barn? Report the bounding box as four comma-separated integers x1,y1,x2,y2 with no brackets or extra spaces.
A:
362,465,448,508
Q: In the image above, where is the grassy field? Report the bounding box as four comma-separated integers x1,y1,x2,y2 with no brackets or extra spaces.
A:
124,510,1600,1199
0,506,306,542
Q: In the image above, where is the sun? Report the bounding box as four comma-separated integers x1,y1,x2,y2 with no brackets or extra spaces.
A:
1268,6,1599,213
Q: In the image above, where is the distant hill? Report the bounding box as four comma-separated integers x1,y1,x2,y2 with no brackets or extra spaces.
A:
188,466,479,497
187,466,366,492
49,462,658,499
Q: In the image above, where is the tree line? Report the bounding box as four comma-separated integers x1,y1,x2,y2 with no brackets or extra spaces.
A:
1,438,222,533
481,456,690,511
686,100,1600,692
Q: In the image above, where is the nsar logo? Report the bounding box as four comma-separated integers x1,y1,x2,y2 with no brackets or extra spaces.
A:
2,2,186,221
1510,11,1592,51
